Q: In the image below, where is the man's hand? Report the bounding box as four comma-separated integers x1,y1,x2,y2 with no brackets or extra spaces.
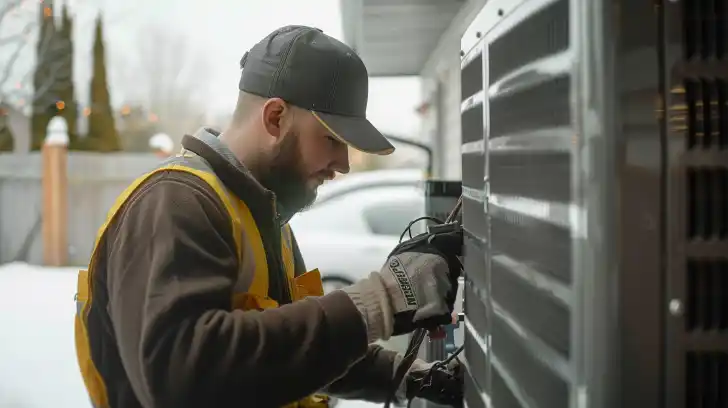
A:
341,227,462,343
403,358,463,407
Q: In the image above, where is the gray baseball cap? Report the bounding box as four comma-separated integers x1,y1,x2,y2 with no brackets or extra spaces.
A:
239,25,395,155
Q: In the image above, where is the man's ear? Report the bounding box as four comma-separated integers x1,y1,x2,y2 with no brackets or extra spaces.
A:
261,98,291,140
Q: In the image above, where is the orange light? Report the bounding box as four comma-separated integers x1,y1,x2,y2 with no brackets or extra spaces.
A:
83,107,91,116
56,100,65,110
43,6,51,17
120,105,131,115
148,113,158,122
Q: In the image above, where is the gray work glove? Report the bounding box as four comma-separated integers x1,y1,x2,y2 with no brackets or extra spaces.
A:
342,229,462,343
401,358,463,407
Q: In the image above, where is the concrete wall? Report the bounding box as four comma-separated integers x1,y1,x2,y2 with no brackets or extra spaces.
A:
0,152,160,266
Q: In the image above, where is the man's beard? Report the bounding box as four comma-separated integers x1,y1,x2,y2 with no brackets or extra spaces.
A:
257,130,318,217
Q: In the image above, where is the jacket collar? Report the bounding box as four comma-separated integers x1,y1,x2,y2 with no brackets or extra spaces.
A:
180,127,296,224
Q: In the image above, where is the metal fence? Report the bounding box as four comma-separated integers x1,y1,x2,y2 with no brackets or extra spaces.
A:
0,152,160,266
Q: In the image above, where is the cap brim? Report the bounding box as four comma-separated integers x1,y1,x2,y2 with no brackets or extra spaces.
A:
311,111,395,155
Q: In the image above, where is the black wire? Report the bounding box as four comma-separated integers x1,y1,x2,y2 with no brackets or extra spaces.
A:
405,345,465,407
384,328,426,408
431,344,464,370
398,216,445,242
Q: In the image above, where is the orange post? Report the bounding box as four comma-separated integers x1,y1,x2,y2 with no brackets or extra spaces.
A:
41,116,69,266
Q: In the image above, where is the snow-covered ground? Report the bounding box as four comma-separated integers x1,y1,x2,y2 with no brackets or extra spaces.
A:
0,262,379,408
0,262,88,408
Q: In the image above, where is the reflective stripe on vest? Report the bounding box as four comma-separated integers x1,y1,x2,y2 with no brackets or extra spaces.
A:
74,152,327,408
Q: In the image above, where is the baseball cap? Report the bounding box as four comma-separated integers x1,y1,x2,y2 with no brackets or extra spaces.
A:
239,25,395,155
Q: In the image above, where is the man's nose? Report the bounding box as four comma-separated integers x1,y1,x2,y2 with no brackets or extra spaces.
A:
332,144,350,174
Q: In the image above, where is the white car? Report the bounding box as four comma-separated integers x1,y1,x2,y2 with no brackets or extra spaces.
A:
288,169,427,293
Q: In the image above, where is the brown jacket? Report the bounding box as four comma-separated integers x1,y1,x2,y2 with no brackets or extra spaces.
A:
85,128,399,407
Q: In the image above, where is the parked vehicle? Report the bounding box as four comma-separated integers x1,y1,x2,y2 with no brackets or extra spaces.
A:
288,169,426,293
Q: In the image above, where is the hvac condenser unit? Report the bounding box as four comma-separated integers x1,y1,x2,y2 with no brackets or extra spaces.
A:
459,0,728,407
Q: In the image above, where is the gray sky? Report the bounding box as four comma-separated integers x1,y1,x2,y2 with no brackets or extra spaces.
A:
53,0,423,138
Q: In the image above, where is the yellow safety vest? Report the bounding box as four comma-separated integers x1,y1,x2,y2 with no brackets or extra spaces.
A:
74,152,329,408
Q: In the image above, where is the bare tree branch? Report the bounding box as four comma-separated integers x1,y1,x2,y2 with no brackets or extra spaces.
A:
0,0,41,105
0,20,32,47
1,0,127,111
0,0,23,23
30,58,68,103
0,32,26,90
130,23,212,142
0,0,76,109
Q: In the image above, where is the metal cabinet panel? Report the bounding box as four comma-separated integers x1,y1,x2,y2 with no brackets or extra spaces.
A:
460,0,727,406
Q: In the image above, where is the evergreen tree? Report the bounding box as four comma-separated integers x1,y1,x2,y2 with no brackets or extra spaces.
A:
29,2,56,150
0,131,13,152
29,1,77,150
57,4,78,147
0,108,14,152
86,15,120,151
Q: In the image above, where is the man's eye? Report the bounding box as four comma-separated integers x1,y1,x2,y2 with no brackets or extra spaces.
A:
326,135,338,143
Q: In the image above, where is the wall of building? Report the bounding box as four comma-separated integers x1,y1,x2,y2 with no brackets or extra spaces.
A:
420,59,463,180
418,0,486,180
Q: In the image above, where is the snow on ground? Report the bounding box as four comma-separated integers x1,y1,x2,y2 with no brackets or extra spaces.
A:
0,262,380,408
0,262,89,408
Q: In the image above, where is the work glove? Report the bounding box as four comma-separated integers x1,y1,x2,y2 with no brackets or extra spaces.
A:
341,228,462,343
401,358,463,407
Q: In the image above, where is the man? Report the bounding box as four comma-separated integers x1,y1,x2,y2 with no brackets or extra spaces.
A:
74,25,463,408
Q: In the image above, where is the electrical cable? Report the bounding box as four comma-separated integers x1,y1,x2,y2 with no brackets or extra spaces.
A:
399,216,445,242
406,345,465,408
383,196,463,408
